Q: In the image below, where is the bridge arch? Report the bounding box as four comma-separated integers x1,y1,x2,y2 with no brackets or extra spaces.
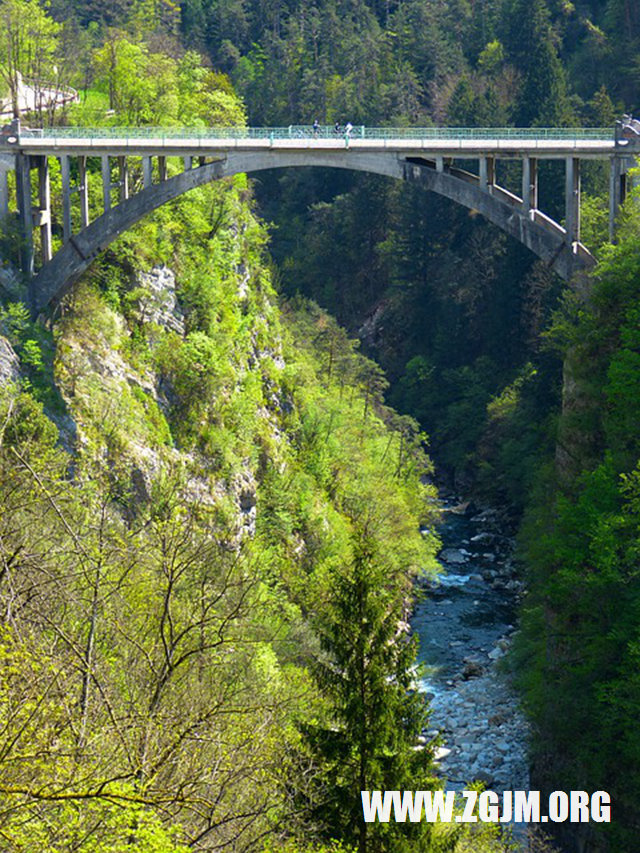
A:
28,149,595,314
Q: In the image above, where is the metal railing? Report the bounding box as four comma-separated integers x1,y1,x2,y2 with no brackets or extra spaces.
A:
18,124,615,142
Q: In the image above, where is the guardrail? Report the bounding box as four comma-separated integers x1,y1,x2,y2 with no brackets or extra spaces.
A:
18,124,614,142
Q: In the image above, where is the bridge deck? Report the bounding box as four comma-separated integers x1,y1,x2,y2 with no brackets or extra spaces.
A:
14,126,624,159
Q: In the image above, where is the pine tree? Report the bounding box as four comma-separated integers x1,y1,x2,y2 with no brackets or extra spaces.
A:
502,0,572,126
303,530,437,853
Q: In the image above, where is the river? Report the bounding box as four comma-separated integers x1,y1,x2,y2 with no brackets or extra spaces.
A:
412,494,531,842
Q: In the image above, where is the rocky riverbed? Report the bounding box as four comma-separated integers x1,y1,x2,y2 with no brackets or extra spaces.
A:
412,497,530,824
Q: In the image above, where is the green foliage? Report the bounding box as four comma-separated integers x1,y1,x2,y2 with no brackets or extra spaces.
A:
0,0,61,123
477,40,504,74
302,531,437,853
0,36,450,853
514,190,640,849
0,379,316,849
503,0,573,126
0,301,63,410
5,0,640,847
88,38,246,126
580,193,610,254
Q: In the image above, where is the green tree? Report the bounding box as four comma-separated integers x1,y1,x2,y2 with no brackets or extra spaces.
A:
303,531,436,853
503,0,572,126
0,0,61,121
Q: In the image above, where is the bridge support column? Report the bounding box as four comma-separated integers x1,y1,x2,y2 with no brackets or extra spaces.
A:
16,152,34,277
78,156,89,228
158,156,167,182
479,156,495,192
118,157,129,202
143,156,152,189
522,156,538,217
38,156,52,264
609,156,626,241
565,157,580,244
0,167,8,222
60,155,72,242
183,155,192,171
101,156,111,212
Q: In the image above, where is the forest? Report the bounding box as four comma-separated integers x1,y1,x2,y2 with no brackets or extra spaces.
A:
1,0,640,851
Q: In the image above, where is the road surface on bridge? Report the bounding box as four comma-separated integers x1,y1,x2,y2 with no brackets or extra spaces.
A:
15,125,620,160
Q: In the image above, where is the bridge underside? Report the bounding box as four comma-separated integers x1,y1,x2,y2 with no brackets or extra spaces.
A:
8,149,606,314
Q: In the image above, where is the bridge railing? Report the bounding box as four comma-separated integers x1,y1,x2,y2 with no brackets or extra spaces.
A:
18,125,614,142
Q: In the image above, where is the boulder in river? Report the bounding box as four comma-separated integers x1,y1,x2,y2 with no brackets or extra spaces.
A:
440,548,468,564
448,500,471,515
462,658,485,679
434,746,452,761
470,532,499,545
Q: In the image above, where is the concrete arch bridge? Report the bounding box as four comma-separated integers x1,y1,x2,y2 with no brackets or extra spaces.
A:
0,122,636,315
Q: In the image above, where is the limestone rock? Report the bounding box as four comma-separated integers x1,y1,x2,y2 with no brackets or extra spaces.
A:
137,266,185,335
0,335,19,386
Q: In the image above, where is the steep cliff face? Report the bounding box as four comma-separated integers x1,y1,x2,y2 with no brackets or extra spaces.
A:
53,269,266,539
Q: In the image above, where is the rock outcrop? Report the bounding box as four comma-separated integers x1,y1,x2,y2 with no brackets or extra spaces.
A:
0,335,19,386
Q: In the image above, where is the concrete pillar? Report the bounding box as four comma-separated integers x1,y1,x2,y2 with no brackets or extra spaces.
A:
531,158,538,210
158,156,167,182
143,156,152,188
198,156,206,167
522,156,538,216
480,156,488,189
435,156,444,173
565,157,581,244
78,156,89,228
118,156,129,202
15,152,34,277
60,155,72,242
38,156,52,263
609,156,627,241
101,155,111,212
183,155,192,171
0,169,8,221
479,156,495,192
